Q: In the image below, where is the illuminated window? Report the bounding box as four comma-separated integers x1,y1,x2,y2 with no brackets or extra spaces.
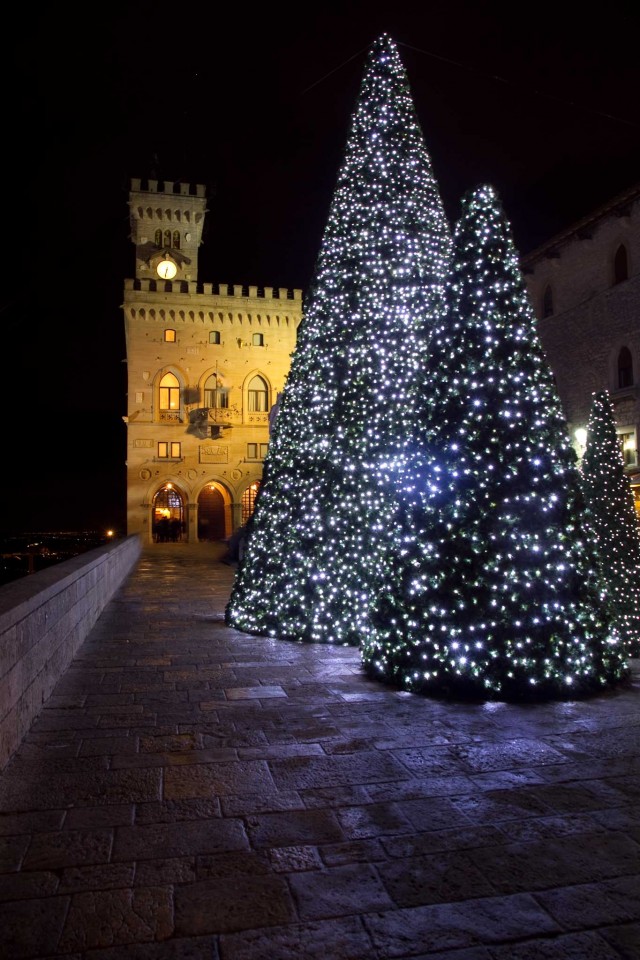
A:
241,481,261,523
247,443,269,460
618,346,634,388
164,329,176,342
252,332,264,346
618,430,637,467
209,331,221,344
248,375,268,411
542,285,553,318
159,372,180,411
158,441,182,459
614,244,629,284
204,374,229,408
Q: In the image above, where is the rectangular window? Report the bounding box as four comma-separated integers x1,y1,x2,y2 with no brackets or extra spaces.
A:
247,443,268,460
618,431,637,466
248,391,268,412
159,387,180,410
209,331,221,344
158,442,181,459
204,388,229,409
164,329,176,342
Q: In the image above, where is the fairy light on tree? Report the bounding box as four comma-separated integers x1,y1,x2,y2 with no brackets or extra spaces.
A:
580,390,640,656
226,33,452,645
362,184,628,700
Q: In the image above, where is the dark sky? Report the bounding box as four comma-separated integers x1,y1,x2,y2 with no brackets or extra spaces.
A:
3,2,639,534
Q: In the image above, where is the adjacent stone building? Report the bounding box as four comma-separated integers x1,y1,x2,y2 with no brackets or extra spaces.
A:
522,181,640,517
122,178,302,543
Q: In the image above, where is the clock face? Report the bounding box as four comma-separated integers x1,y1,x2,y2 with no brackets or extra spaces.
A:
157,258,177,280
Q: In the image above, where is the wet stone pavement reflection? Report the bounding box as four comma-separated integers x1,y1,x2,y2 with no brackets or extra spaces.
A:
1,541,640,959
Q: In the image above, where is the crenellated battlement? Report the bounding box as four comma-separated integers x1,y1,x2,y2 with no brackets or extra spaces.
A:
130,178,206,198
124,278,303,301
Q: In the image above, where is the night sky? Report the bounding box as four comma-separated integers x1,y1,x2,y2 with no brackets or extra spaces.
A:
3,2,639,534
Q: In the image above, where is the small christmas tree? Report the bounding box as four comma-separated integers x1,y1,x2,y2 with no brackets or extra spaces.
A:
362,184,628,700
580,390,640,656
226,34,452,644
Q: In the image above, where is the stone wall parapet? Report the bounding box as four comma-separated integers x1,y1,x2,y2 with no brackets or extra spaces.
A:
0,535,142,770
124,278,303,302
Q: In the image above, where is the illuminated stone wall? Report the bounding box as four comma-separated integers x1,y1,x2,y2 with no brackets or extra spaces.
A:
523,183,640,503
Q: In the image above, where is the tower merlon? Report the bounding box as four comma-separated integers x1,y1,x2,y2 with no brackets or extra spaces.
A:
130,178,206,197
124,279,303,301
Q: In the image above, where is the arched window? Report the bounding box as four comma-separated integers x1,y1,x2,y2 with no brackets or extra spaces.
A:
542,285,553,318
614,245,628,284
618,346,634,388
159,372,180,412
164,228,171,248
155,228,162,247
172,230,180,250
241,481,261,524
204,374,229,408
247,375,268,412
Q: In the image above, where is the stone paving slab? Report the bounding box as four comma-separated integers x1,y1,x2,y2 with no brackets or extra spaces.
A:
1,541,640,959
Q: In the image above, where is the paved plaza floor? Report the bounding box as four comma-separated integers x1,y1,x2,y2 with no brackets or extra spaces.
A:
1,541,640,959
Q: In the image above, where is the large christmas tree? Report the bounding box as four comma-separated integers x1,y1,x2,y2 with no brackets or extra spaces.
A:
226,34,452,644
362,184,628,700
580,390,640,656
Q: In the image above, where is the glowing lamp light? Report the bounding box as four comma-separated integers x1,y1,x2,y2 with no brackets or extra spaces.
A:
574,427,588,448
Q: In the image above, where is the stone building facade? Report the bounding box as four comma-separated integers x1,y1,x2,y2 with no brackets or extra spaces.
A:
123,178,302,543
522,182,640,516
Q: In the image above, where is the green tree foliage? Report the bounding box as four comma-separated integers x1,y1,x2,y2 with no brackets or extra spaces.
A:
225,34,452,644
580,390,640,655
362,184,628,700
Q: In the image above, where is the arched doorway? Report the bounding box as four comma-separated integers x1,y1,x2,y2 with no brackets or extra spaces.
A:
198,484,226,541
152,483,185,542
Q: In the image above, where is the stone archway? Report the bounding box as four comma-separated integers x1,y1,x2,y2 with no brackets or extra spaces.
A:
152,483,185,542
197,484,227,541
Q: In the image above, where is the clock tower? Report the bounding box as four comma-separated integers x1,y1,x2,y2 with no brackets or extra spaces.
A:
128,179,207,284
